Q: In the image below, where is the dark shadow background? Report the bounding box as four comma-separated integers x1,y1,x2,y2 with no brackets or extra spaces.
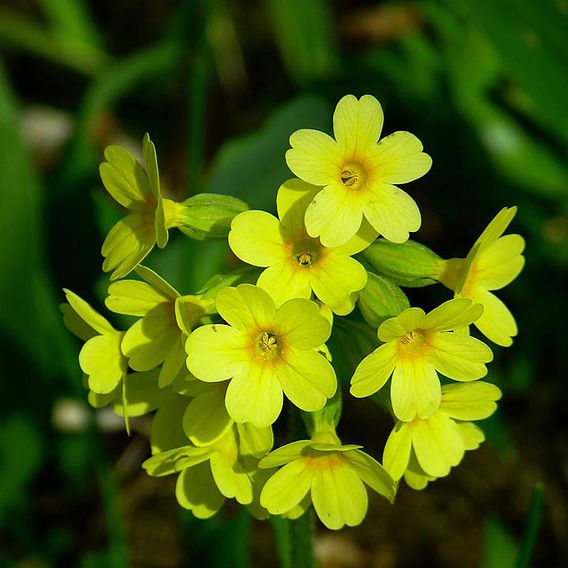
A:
0,0,567,566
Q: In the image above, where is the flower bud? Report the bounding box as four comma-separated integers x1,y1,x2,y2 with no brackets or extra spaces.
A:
360,239,443,287
357,272,410,328
177,193,249,240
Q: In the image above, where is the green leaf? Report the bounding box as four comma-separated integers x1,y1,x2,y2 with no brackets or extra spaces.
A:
482,517,518,568
515,484,544,568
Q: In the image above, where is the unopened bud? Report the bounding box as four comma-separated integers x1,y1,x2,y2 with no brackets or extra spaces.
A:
357,272,410,328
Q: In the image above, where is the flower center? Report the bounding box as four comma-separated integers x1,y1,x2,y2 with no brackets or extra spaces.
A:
255,331,282,361
340,161,367,191
291,238,321,268
397,329,430,359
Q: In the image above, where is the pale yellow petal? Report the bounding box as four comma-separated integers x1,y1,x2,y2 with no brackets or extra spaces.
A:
421,298,483,331
183,388,232,446
468,288,517,347
158,334,187,388
310,254,367,312
79,333,125,394
216,284,276,330
372,131,432,184
258,440,312,468
428,332,493,381
229,210,287,267
350,342,397,398
63,289,115,335
333,94,384,156
186,324,249,382
257,262,312,307
457,422,485,450
412,413,464,477
332,218,379,256
382,422,412,481
175,463,225,518
276,178,319,235
286,129,342,186
275,298,331,348
363,184,421,244
304,183,363,247
474,207,517,250
237,422,274,459
378,307,425,342
260,459,313,515
225,364,283,426
105,279,170,316
474,234,525,290
391,360,440,421
440,382,502,420
135,265,179,298
277,348,336,411
347,450,395,501
210,453,253,504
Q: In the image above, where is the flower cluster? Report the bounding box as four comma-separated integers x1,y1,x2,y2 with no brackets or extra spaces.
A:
62,95,524,530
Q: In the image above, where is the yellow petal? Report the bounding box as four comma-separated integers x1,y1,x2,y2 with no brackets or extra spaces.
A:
210,452,253,504
277,348,336,411
229,210,287,267
183,387,232,446
412,413,464,477
391,360,440,421
63,289,115,336
310,254,367,312
428,332,493,381
79,333,125,394
373,131,432,184
347,450,395,501
237,422,274,460
378,307,426,342
363,183,421,244
275,298,331,348
276,178,319,235
333,94,384,156
474,207,517,250
216,284,276,330
105,280,170,317
101,214,155,280
421,298,483,331
258,440,312,468
304,183,363,247
150,394,189,453
468,288,517,347
158,334,187,388
474,234,525,290
186,324,249,382
457,422,485,450
225,364,283,426
111,369,165,417
332,218,379,256
350,342,397,398
286,129,342,186
176,463,225,518
260,459,313,514
99,144,152,209
135,265,179,298
440,382,502,420
383,422,412,481
257,262,312,307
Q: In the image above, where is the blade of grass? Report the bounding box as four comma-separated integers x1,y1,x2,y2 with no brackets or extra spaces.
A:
515,483,544,568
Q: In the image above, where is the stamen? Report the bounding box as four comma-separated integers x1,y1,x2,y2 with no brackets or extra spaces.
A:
260,332,278,351
400,331,415,345
297,252,312,266
341,170,357,186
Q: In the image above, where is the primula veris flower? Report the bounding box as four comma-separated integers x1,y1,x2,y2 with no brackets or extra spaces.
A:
285,94,432,247
62,289,127,396
439,207,525,347
105,265,214,388
100,134,187,280
350,298,493,421
186,284,337,427
383,382,501,484
229,179,375,315
259,428,395,530
143,422,272,519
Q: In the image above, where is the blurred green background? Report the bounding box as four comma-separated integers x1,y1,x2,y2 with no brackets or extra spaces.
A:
0,0,567,566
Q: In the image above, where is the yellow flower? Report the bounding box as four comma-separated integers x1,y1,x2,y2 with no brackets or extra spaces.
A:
105,265,214,388
259,428,395,530
143,422,273,519
439,207,525,347
62,289,127,396
100,134,186,280
228,179,376,315
285,94,432,247
185,284,337,427
350,298,493,421
383,382,501,485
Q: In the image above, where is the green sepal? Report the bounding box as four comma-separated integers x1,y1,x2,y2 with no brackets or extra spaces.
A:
177,193,249,240
357,272,410,328
360,239,443,287
302,389,342,437
196,266,262,299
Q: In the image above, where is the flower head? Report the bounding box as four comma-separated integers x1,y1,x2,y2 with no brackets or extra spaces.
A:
185,284,337,427
259,428,395,530
350,298,493,421
383,382,501,486
285,94,432,247
229,179,375,314
100,134,187,280
439,207,525,347
105,265,214,388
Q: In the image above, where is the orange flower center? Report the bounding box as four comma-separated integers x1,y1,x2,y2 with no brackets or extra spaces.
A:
340,160,368,191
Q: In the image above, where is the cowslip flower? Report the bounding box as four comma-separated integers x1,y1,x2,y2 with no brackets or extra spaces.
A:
350,298,493,421
285,94,432,247
100,134,187,280
186,284,336,427
143,422,272,519
439,207,525,347
229,178,375,314
105,265,214,388
259,428,395,530
383,382,501,485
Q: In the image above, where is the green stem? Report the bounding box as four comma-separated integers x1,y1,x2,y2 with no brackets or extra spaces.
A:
289,509,317,568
